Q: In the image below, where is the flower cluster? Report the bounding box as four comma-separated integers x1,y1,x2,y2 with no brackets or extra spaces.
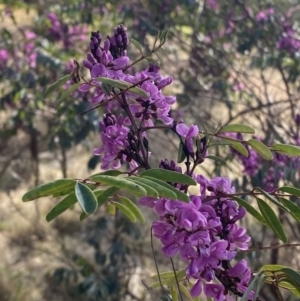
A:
78,25,176,169
141,167,252,300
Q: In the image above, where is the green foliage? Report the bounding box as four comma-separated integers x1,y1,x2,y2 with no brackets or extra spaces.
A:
247,139,273,160
256,198,287,243
44,74,71,98
220,124,255,134
271,144,300,156
22,179,76,201
140,168,197,186
75,182,98,214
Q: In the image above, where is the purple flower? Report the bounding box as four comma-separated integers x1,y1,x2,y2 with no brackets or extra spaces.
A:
204,283,225,301
176,123,199,153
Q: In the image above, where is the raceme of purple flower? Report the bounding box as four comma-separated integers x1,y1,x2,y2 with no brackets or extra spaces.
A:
140,173,252,300
78,26,177,170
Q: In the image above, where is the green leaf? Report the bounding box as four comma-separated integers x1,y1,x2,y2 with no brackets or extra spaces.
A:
159,29,169,43
279,281,300,297
146,57,161,68
219,124,255,134
206,155,226,165
113,202,137,222
271,144,300,156
130,38,143,54
177,141,186,163
91,170,123,177
97,186,119,206
96,77,148,97
150,279,173,289
22,179,76,202
280,268,300,289
255,187,286,211
278,186,300,197
107,203,116,215
75,182,98,214
257,198,287,243
44,74,70,98
170,286,178,301
119,196,145,223
232,196,266,225
230,141,249,157
140,169,196,186
89,175,147,197
56,82,81,108
141,176,190,202
279,198,300,223
127,177,159,198
154,51,164,67
179,284,194,301
151,270,186,281
247,139,273,160
241,271,265,301
80,212,89,221
46,192,77,222
128,176,175,199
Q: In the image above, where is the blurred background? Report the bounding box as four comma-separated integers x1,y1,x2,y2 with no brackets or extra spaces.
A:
1,0,300,300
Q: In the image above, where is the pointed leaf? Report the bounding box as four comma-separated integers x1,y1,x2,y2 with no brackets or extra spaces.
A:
127,178,159,198
151,270,186,281
91,170,123,177
220,124,255,134
177,141,186,163
271,144,300,156
22,179,76,202
255,187,286,210
119,196,145,223
113,202,137,222
257,198,287,243
232,196,266,225
44,75,70,98
179,284,194,301
150,279,173,289
170,286,178,301
119,196,145,224
279,198,300,223
280,268,300,289
248,139,273,160
278,281,300,297
89,175,147,196
141,176,190,202
97,186,119,206
206,155,226,165
75,182,98,214
278,186,300,197
129,176,176,200
46,192,77,222
56,82,81,108
230,141,249,157
130,38,143,54
140,169,196,186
